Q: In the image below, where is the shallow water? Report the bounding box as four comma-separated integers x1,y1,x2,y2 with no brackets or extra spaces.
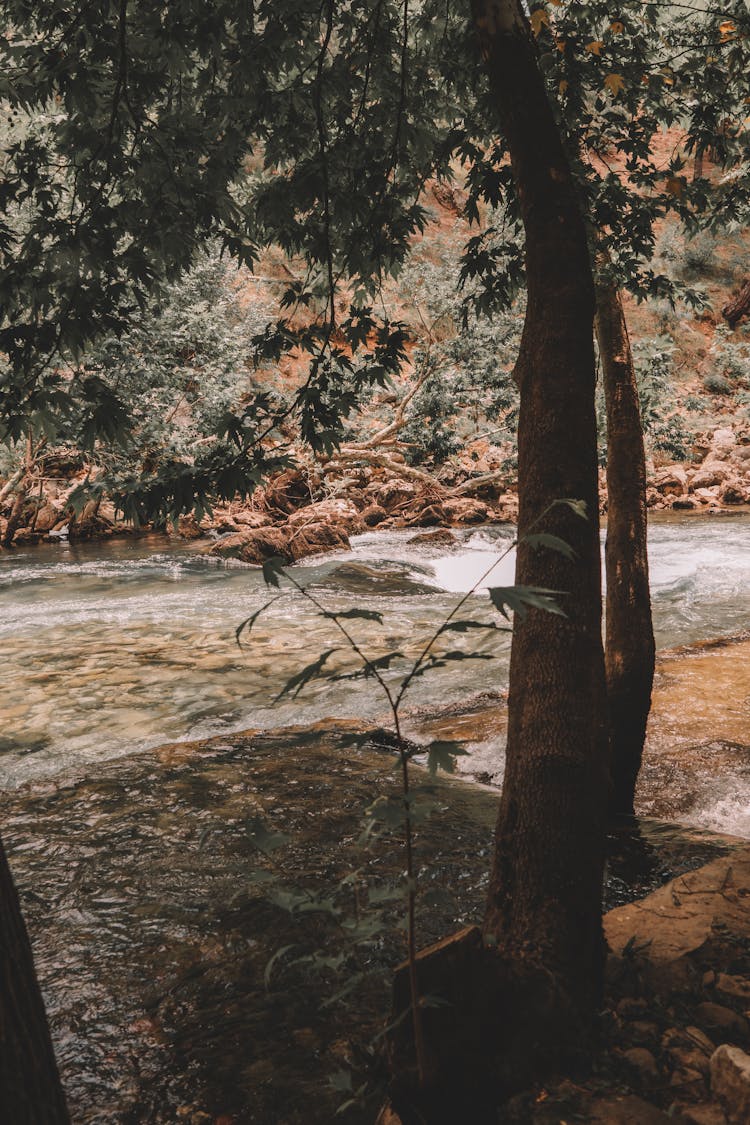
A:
1,727,737,1123
2,513,750,829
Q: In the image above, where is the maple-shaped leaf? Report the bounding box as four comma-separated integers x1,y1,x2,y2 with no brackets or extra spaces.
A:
585,40,604,56
604,73,625,97
665,175,687,200
530,9,549,37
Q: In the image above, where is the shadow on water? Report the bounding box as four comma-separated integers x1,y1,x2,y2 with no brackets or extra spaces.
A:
3,727,739,1124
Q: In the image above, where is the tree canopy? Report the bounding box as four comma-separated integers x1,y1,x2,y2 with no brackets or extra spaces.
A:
0,0,748,516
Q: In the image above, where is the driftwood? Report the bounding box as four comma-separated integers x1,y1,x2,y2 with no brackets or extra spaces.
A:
722,277,750,328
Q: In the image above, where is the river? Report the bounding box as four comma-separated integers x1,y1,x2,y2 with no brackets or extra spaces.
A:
3,513,750,1122
2,512,750,829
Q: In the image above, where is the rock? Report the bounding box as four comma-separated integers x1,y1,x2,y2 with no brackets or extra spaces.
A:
287,498,364,536
710,1044,750,1122
679,1102,728,1125
176,515,204,540
716,974,750,1005
687,1027,719,1056
653,466,688,497
261,469,314,514
719,482,749,505
588,1093,675,1123
691,461,731,490
673,497,701,510
32,502,62,533
375,480,417,510
621,1046,660,1083
233,510,272,529
408,529,457,547
287,521,350,562
361,504,388,527
629,1020,660,1047
693,487,722,505
711,427,736,455
696,1004,749,1041
605,850,750,970
408,503,446,527
442,497,489,524
670,1065,707,1099
209,527,292,564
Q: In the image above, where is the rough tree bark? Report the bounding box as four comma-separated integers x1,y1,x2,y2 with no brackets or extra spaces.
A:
595,266,656,817
388,10,608,1115
722,276,750,328
474,0,608,1013
0,838,70,1122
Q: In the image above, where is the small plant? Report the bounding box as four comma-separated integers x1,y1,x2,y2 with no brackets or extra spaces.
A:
703,371,733,395
236,499,585,1100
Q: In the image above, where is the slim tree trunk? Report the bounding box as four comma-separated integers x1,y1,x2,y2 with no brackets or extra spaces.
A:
1,432,34,548
595,269,656,818
0,838,70,1122
473,0,608,1019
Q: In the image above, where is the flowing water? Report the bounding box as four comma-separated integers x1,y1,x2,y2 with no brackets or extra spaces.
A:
3,513,750,1121
2,515,750,825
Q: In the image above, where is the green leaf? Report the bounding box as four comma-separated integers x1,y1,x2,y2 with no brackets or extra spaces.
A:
333,651,404,681
235,597,282,646
274,648,339,702
488,585,566,621
438,619,507,633
323,608,384,624
426,740,469,776
245,815,291,853
262,556,288,588
264,944,297,988
523,532,577,560
552,498,588,519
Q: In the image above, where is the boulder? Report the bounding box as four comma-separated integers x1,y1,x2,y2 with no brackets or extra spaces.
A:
442,498,489,524
588,1093,675,1123
679,1105,728,1125
710,1044,750,1123
620,1046,660,1084
711,427,736,456
408,502,446,527
233,510,272,529
374,480,417,510
716,974,750,1005
287,521,350,562
408,529,457,547
33,502,63,533
261,469,314,514
719,482,749,506
287,498,364,535
652,466,689,497
691,461,731,490
696,1004,749,1041
176,514,204,540
209,527,292,563
361,504,388,527
604,850,750,999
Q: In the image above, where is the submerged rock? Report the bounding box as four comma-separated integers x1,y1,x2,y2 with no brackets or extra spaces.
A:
710,1045,750,1123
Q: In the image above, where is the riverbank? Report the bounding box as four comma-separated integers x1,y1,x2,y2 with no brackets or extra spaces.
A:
4,415,750,556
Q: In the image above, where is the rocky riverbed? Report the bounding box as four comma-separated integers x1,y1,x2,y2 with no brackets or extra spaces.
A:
3,723,749,1125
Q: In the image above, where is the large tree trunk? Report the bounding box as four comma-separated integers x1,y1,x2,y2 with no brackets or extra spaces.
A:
595,269,655,817
473,0,608,1017
0,838,70,1122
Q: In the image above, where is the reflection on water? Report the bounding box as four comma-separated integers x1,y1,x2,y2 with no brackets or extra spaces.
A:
2,514,750,835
